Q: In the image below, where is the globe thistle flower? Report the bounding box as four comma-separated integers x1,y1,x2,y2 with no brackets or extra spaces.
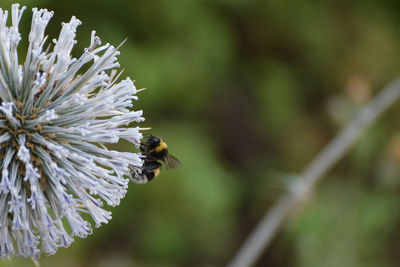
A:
0,4,144,258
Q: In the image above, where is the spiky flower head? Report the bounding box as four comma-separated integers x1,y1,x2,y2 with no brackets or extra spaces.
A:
0,4,144,258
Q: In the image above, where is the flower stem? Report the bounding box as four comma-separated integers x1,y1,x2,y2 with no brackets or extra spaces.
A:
228,78,400,267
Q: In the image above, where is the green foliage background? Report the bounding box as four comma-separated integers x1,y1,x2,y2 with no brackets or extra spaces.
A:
2,0,400,266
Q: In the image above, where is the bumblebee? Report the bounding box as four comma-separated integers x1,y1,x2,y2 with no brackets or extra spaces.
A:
140,135,180,168
131,159,162,184
131,135,180,183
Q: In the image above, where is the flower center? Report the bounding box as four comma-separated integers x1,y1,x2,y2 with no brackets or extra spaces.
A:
0,104,53,192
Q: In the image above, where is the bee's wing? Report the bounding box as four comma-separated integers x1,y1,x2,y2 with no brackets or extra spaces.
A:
164,154,180,169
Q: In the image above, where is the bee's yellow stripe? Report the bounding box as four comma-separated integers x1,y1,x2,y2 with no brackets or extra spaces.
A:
154,167,161,177
155,141,167,153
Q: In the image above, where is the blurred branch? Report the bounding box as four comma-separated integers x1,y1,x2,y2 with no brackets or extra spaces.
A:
228,78,400,267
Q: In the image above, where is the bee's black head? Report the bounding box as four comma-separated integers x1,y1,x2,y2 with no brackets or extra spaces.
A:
146,136,161,150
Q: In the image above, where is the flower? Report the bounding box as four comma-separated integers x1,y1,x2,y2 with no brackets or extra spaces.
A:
0,4,144,258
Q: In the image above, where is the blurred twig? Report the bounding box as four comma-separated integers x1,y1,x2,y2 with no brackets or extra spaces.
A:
228,78,400,267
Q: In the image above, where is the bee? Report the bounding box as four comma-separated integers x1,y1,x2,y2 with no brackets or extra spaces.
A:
131,159,162,184
131,135,180,184
140,135,180,168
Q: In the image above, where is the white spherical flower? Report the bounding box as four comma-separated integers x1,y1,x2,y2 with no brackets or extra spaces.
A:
0,4,144,258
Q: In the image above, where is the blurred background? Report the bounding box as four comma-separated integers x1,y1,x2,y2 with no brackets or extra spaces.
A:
2,0,400,266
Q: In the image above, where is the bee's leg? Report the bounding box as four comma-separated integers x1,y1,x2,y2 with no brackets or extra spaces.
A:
140,143,145,152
